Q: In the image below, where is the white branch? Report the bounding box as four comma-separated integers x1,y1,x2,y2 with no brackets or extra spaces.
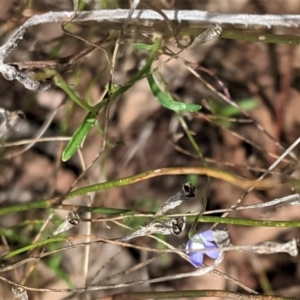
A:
1,9,300,90
21,9,300,28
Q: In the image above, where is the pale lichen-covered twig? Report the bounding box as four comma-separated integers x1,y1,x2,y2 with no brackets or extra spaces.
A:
12,287,28,300
120,217,186,242
1,9,300,89
52,212,80,237
205,193,300,215
0,108,23,139
1,10,300,59
3,9,300,31
215,239,298,257
149,182,195,220
1,252,225,293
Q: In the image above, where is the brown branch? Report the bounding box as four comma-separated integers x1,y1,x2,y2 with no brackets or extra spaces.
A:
9,37,108,71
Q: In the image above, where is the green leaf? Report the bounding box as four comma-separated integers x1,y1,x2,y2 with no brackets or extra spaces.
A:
62,112,97,161
2,237,66,259
133,43,156,51
147,71,201,112
61,37,163,162
213,98,259,117
53,72,96,113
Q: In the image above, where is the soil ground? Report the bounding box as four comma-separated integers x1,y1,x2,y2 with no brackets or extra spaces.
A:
0,1,300,300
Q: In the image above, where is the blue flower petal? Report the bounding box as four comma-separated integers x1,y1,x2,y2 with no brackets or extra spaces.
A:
189,251,204,267
203,241,220,259
186,230,222,267
186,238,193,251
186,238,205,267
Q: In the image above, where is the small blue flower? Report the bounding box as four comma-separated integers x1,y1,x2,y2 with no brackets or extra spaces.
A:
186,230,222,267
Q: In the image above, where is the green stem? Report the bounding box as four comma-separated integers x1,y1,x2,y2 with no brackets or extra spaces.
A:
62,36,163,160
196,216,300,228
2,197,300,228
222,29,300,45
94,22,300,46
0,166,277,216
177,115,208,238
53,72,96,112
2,237,66,259
94,36,163,111
58,205,300,228
110,289,298,300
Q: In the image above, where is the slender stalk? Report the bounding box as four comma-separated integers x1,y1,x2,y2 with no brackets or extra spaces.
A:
108,290,298,300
